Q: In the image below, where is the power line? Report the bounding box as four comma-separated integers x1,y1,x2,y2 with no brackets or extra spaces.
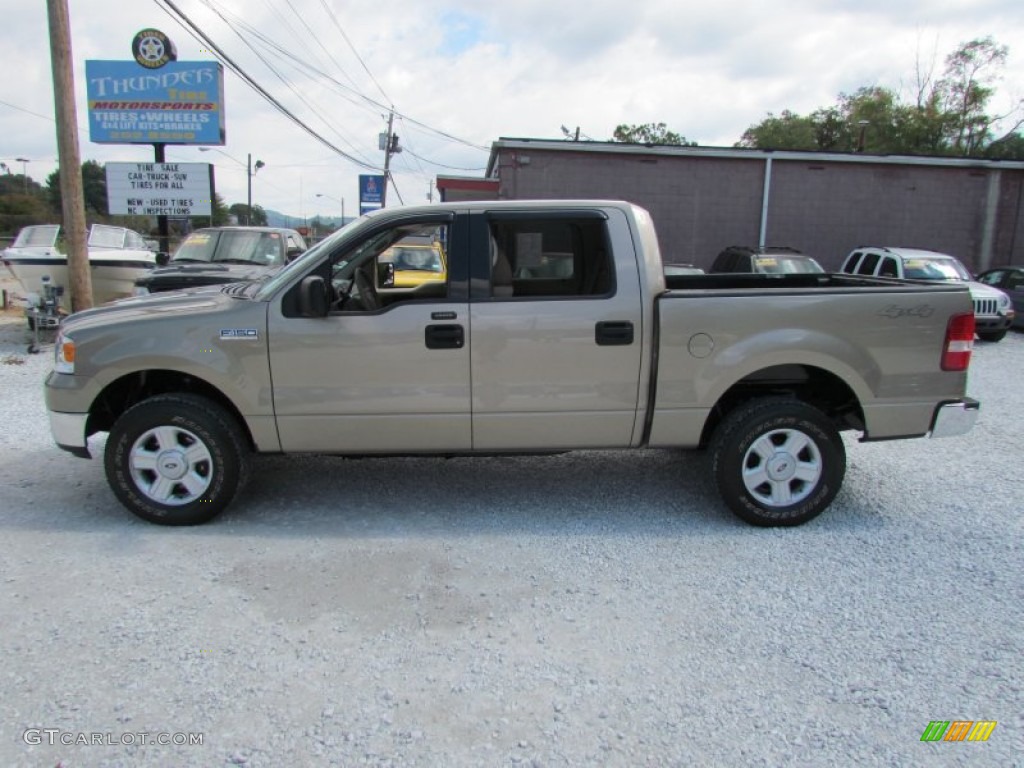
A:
314,0,391,105
0,99,55,123
168,0,489,153
401,146,487,172
155,0,380,171
197,0,375,167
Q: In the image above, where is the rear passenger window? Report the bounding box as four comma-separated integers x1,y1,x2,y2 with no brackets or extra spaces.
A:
842,252,863,273
856,252,880,275
878,257,898,277
488,217,614,298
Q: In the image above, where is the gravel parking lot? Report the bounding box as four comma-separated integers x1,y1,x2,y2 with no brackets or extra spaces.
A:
0,296,1021,766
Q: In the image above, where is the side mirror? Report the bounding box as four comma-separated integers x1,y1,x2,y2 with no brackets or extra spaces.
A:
286,246,305,263
156,251,170,266
298,275,329,317
377,262,395,288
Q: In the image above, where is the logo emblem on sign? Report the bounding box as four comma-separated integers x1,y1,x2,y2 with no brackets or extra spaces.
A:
132,29,177,69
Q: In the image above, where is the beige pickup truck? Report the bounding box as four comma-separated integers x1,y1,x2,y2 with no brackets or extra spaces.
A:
45,201,979,527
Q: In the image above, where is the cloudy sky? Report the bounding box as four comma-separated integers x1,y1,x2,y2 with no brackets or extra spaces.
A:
2,0,1023,220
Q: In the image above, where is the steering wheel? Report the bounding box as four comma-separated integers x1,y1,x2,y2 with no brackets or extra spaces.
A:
353,269,380,311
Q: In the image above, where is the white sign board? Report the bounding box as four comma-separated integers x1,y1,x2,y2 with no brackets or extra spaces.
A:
105,162,212,216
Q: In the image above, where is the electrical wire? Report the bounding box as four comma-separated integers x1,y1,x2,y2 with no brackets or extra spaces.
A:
198,0,375,166
155,0,381,171
314,0,391,105
401,147,487,172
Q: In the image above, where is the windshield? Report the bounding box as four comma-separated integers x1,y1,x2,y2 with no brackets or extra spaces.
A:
254,217,369,300
88,225,130,250
902,257,971,281
172,230,285,265
754,255,824,274
379,244,444,273
13,225,60,248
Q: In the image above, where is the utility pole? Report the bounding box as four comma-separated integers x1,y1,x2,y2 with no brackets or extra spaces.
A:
46,0,92,311
380,109,402,207
381,110,395,207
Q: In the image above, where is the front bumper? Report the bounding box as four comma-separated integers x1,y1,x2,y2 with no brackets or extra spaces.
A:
975,313,1014,332
48,410,91,458
930,398,980,438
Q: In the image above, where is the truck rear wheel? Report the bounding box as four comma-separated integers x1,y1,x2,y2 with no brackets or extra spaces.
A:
104,394,250,525
711,398,845,526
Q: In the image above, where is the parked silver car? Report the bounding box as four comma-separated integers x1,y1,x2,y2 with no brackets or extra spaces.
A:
840,247,1015,342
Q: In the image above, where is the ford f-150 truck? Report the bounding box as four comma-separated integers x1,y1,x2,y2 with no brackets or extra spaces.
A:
44,201,979,527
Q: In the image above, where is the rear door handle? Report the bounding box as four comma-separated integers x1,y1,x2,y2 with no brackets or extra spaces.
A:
595,320,634,346
425,324,465,350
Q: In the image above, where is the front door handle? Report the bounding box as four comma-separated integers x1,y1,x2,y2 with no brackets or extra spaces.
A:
595,320,634,346
425,324,465,350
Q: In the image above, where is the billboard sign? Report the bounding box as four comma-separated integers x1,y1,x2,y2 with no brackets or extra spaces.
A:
105,162,213,217
359,174,385,215
85,60,226,145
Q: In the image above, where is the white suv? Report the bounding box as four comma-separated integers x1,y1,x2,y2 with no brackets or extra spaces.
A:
840,246,1015,342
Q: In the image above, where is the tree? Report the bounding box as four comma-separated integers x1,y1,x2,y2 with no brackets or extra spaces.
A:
737,37,1022,158
611,123,696,146
191,194,230,228
738,110,820,150
228,203,268,226
940,37,1008,154
46,159,108,217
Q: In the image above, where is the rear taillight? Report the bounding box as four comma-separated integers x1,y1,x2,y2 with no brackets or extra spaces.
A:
941,312,975,371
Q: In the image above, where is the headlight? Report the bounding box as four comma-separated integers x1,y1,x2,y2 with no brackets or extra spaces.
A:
133,285,150,296
54,333,75,374
998,294,1011,309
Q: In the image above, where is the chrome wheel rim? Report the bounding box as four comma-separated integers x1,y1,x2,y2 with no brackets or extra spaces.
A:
742,428,822,507
129,426,213,506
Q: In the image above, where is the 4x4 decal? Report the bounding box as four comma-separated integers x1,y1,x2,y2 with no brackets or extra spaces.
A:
878,304,935,319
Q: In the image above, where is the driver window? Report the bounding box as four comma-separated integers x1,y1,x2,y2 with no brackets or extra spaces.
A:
329,221,450,312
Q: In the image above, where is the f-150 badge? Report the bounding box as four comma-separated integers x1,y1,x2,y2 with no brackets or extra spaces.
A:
219,328,259,339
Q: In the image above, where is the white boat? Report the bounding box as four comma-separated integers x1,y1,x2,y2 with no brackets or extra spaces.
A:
1,224,158,309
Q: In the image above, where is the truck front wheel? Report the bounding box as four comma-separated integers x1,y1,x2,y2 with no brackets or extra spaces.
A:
711,398,845,526
104,394,250,525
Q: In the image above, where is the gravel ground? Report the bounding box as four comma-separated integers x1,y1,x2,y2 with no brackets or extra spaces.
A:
0,296,1021,767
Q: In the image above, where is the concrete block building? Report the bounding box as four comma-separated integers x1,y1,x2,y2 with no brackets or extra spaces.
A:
480,139,1024,272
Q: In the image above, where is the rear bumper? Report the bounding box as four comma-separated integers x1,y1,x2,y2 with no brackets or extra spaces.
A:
930,398,980,438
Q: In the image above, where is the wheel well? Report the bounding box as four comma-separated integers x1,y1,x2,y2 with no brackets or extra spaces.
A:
85,370,255,449
698,364,864,447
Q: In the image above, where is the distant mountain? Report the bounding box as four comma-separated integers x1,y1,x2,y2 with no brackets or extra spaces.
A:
264,209,348,229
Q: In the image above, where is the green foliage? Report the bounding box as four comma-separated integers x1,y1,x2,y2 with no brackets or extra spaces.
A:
191,194,230,228
46,160,109,217
611,123,696,146
738,37,1023,159
228,202,268,226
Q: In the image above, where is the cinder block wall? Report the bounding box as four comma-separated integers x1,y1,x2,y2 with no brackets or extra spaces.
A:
494,146,1024,272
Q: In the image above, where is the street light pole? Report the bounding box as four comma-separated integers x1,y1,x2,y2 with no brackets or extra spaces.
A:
200,147,262,224
247,153,252,225
246,153,265,225
316,193,344,226
15,157,29,193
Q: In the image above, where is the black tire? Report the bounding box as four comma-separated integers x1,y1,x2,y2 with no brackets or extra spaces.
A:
104,394,250,525
977,330,1006,342
711,398,846,527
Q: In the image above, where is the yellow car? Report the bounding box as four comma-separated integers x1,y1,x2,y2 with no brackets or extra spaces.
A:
379,242,446,288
